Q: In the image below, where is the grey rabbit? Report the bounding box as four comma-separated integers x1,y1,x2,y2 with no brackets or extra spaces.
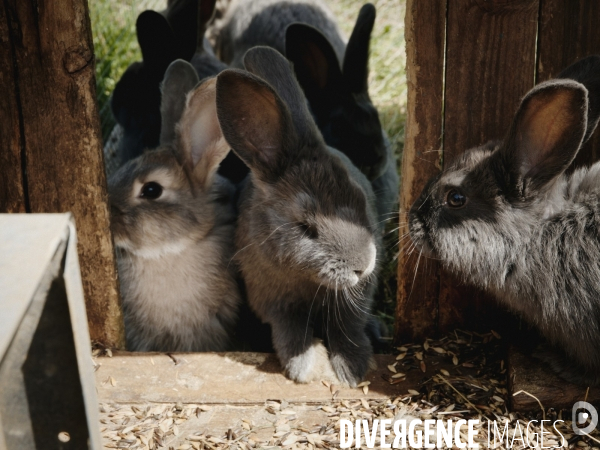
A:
215,46,381,386
216,0,343,69
409,55,600,385
217,0,398,221
109,60,241,352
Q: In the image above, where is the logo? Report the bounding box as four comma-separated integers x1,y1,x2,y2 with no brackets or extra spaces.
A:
572,401,598,435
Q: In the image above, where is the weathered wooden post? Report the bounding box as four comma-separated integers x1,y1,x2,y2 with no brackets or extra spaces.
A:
0,0,124,348
396,0,445,340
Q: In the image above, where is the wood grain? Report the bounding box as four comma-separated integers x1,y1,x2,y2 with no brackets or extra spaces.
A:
395,0,446,342
508,346,600,411
1,0,124,347
537,0,600,169
0,3,25,213
95,352,460,405
439,0,539,333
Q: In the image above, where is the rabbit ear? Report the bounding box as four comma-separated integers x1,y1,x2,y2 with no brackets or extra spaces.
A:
285,23,344,112
177,78,230,188
160,60,200,146
243,46,315,141
500,80,588,196
343,3,375,94
137,11,178,67
162,0,200,60
557,55,600,144
216,68,295,181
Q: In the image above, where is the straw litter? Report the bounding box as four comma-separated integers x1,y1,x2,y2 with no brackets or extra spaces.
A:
98,330,600,449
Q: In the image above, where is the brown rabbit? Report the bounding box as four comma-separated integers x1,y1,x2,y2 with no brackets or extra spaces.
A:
109,60,241,352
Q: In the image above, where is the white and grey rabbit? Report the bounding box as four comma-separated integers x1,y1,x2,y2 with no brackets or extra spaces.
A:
109,59,241,352
215,46,381,386
409,55,600,385
217,0,398,221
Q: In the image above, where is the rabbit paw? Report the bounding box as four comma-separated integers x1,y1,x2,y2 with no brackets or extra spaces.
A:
285,339,342,385
330,352,371,388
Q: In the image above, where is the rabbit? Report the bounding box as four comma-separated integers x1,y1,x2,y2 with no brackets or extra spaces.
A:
184,0,250,184
110,0,249,183
215,46,381,386
109,59,241,352
217,0,398,221
165,0,214,61
111,0,220,163
110,9,183,164
285,7,399,220
408,55,600,386
216,0,344,69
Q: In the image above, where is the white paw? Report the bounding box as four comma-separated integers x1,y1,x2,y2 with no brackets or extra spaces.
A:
285,339,342,385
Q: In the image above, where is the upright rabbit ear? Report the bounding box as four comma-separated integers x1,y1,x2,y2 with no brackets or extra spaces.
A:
343,3,375,94
243,46,316,141
216,69,294,181
500,80,588,197
557,55,600,144
285,23,344,113
137,11,179,67
177,78,230,188
162,0,200,60
160,60,200,146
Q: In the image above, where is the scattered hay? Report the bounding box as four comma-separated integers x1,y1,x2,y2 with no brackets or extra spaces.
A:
98,330,600,449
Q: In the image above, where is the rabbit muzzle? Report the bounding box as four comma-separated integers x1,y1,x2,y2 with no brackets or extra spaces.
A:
317,240,376,289
408,210,436,258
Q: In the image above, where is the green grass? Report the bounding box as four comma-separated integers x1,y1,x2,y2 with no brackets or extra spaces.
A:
91,0,162,140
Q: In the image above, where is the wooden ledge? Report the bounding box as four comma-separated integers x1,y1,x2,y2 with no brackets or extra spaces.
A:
94,352,452,405
508,346,600,411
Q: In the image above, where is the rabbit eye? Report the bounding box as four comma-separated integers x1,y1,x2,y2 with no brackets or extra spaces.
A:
298,222,319,239
446,189,467,208
140,182,163,200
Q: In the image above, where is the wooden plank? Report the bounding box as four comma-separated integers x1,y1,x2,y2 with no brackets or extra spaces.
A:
0,3,25,213
508,346,600,411
0,213,102,449
439,0,539,333
0,214,71,358
95,352,457,405
395,0,446,342
537,0,600,169
2,0,124,347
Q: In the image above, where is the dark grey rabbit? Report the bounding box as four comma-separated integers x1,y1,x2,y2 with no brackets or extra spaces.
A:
217,0,398,220
215,46,381,386
110,9,183,164
111,0,222,164
409,55,600,385
109,60,241,352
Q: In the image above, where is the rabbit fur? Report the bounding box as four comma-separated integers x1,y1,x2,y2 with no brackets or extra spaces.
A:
218,0,398,221
111,0,235,170
109,60,241,352
409,55,600,385
215,46,381,386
